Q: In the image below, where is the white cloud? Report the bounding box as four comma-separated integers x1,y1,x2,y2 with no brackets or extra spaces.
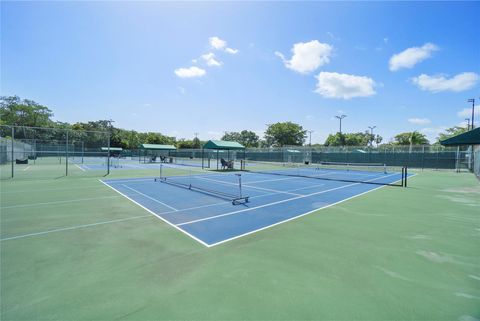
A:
209,36,238,54
225,47,238,54
389,43,438,71
276,40,333,74
305,115,315,120
201,53,222,67
209,36,226,50
411,72,479,93
408,118,431,125
420,126,448,140
457,108,480,118
174,66,206,78
314,72,376,99
383,37,389,44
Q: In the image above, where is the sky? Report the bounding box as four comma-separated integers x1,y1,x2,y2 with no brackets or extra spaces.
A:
2,1,480,144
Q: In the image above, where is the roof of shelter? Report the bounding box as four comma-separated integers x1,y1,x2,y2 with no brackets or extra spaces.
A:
440,127,480,146
203,140,245,150
139,144,177,150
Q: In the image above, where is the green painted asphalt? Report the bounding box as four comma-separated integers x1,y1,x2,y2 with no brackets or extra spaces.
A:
1,169,479,320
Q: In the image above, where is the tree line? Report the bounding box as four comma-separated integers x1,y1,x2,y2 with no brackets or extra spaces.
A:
0,96,467,149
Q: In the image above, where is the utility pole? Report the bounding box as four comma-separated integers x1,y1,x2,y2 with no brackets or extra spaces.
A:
465,118,470,129
467,98,475,130
307,130,314,146
368,126,376,147
335,115,347,134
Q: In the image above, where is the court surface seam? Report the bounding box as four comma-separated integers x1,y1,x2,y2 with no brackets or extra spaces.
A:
1,195,121,210
0,214,151,242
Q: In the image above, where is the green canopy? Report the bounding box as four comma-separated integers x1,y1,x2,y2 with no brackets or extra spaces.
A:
440,128,480,146
140,144,176,150
203,140,245,150
101,147,123,151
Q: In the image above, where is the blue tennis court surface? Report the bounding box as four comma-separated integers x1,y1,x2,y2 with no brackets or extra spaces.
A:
101,169,406,247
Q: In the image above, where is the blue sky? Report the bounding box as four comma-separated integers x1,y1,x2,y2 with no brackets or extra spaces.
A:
2,1,479,144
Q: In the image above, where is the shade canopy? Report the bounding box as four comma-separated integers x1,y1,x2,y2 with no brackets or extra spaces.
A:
203,140,245,150
139,144,177,150
101,147,123,151
440,128,480,146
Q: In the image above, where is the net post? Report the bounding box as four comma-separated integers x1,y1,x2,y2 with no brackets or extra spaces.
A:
404,166,408,187
11,126,14,178
401,166,405,187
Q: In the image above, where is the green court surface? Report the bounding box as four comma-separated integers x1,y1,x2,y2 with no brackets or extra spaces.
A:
1,170,479,320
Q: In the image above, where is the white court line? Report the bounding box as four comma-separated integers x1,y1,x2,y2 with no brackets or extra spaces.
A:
196,176,302,197
22,166,31,171
177,173,399,227
100,180,210,247
0,215,151,242
102,173,410,247
121,184,178,211
208,174,410,247
1,195,120,210
0,185,104,195
74,163,86,172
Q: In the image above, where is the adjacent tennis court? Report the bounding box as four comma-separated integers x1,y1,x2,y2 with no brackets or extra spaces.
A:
102,162,408,246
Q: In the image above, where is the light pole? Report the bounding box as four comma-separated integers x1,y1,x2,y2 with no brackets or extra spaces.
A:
307,130,314,146
368,126,376,147
467,98,475,130
465,118,470,129
335,115,347,134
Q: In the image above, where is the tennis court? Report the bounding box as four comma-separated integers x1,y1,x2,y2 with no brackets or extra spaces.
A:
102,163,408,246
76,156,207,171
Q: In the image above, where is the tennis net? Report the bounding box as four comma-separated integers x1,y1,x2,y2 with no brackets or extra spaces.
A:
154,164,249,204
142,155,209,168
241,160,407,187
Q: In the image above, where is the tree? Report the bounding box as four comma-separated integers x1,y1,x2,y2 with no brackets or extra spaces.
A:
221,130,259,147
324,131,382,146
264,122,306,147
324,133,346,146
0,95,54,127
436,126,468,144
176,139,204,149
192,137,201,149
393,131,429,145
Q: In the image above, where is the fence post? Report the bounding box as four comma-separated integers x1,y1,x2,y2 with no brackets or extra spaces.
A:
107,134,111,175
456,146,460,172
11,126,14,178
66,130,69,176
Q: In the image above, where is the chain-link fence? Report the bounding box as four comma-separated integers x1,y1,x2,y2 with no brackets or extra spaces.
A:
1,125,475,180
0,125,111,180
243,145,472,171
